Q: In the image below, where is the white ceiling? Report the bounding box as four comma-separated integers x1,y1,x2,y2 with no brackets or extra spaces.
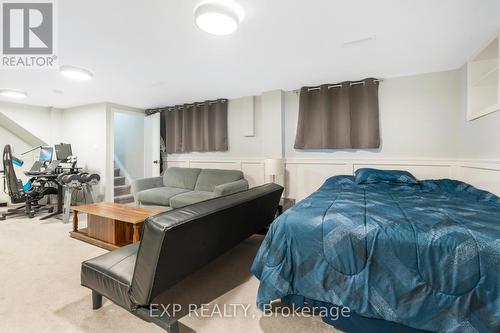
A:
1,0,499,109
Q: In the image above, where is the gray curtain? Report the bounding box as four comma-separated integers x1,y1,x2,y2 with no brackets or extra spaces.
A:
294,78,380,149
162,99,228,153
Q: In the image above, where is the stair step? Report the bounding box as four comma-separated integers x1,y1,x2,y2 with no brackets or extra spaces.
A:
114,176,126,186
114,168,120,177
114,194,134,204
114,184,131,196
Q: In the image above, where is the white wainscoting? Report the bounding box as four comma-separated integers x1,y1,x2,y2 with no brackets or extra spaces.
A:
167,157,500,202
285,159,461,200
455,160,500,197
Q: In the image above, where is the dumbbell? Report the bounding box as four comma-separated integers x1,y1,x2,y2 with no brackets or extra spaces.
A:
57,172,82,186
79,172,100,185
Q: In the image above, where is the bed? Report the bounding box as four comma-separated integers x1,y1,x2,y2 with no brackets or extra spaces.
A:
252,169,500,333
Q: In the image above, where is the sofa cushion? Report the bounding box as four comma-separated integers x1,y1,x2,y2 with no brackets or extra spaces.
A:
138,203,173,212
169,191,215,209
163,167,201,190
81,243,139,310
136,187,189,206
194,169,244,192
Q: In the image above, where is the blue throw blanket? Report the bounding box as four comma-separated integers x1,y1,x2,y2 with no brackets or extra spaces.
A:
252,176,500,333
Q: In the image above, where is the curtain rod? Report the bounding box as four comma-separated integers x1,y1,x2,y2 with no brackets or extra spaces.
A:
146,78,382,115
293,79,383,93
145,99,227,116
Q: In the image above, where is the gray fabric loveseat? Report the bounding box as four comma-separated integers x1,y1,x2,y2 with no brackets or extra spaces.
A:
131,167,249,210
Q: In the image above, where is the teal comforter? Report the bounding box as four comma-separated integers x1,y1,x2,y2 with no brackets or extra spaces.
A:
252,176,500,332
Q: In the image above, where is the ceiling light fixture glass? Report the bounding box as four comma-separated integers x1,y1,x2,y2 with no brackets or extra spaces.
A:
0,89,28,99
59,65,94,81
194,1,244,35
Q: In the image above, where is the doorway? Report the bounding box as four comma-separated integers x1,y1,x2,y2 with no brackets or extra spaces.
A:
112,109,145,204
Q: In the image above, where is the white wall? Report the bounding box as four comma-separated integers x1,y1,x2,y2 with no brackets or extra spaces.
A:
168,90,287,160
284,69,500,199
0,126,32,162
457,65,500,159
167,69,500,199
168,71,463,164
262,90,285,158
0,126,39,169
0,102,60,145
166,96,271,187
166,91,288,187
451,65,500,196
2,67,499,203
60,104,109,201
282,70,468,199
0,103,56,204
284,70,455,198
0,101,144,202
114,111,145,180
285,70,460,159
168,96,266,159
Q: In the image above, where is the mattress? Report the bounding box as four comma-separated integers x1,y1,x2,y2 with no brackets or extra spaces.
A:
252,176,500,333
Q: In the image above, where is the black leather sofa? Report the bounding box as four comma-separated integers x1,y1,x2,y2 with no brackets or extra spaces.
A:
81,183,283,332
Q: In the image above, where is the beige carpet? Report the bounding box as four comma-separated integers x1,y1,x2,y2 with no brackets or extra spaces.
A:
0,213,340,333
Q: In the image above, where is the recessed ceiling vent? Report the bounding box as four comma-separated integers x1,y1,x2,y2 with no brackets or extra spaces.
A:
343,35,377,47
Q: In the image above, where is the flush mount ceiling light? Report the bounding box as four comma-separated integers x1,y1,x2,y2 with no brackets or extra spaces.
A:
0,89,28,99
59,65,94,81
194,1,244,35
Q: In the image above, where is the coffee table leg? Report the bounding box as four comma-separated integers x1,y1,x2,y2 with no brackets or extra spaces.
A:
73,211,79,232
133,225,140,243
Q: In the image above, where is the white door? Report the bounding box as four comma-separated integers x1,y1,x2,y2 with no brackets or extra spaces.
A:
144,113,161,177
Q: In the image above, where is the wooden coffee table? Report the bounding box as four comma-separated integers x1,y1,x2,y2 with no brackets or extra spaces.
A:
70,202,160,251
